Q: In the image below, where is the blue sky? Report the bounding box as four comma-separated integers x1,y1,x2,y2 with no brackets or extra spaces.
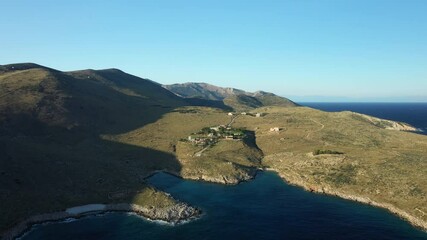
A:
1,0,426,102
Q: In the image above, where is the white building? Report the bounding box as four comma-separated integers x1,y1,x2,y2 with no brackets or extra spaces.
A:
270,127,280,132
210,126,220,131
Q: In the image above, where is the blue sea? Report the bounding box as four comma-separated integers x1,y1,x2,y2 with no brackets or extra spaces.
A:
21,103,427,240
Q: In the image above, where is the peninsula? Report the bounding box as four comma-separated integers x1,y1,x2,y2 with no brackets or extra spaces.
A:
0,63,426,239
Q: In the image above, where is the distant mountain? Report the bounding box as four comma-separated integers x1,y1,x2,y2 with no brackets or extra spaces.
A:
163,82,298,111
162,82,246,101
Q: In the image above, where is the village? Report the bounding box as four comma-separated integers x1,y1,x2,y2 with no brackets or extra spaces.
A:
186,125,246,147
184,111,281,148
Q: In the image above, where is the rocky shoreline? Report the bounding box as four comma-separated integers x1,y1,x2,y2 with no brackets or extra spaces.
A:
3,168,426,239
268,168,427,232
183,171,256,185
147,169,255,185
349,112,421,132
160,168,427,232
1,202,201,240
183,166,263,185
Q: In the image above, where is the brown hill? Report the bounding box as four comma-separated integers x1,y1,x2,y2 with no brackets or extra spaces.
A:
0,63,195,234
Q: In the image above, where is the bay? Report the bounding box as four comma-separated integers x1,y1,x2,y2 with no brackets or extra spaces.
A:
21,103,427,240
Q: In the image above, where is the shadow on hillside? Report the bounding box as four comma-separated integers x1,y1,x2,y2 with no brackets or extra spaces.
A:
50,70,230,135
0,67,229,236
0,117,183,233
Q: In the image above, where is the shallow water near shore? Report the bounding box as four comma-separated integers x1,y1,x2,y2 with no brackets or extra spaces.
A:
21,171,427,240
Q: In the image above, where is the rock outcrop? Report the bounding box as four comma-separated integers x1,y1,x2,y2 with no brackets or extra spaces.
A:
2,202,200,240
349,112,419,131
183,167,257,185
106,203,201,223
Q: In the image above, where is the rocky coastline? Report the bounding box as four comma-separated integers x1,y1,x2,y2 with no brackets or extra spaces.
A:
183,172,255,185
181,166,260,185
3,167,426,240
349,112,421,132
268,168,427,232
1,202,200,240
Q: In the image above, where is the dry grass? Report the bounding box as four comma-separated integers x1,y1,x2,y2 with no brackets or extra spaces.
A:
102,107,262,183
132,187,178,209
1,65,426,233
234,106,427,224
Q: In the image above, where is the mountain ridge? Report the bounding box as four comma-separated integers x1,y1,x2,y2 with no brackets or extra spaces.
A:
163,82,298,111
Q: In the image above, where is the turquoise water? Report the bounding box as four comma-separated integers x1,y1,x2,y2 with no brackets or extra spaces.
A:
22,172,427,240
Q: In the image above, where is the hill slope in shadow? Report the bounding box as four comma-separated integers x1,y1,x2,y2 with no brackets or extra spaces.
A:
0,63,194,233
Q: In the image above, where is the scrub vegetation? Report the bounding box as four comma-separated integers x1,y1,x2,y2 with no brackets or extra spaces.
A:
1,63,426,235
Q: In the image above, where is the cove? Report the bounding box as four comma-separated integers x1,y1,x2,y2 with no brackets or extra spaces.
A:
21,171,427,240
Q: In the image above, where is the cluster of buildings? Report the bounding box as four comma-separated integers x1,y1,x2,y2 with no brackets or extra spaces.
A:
187,125,246,146
187,135,217,146
227,112,263,117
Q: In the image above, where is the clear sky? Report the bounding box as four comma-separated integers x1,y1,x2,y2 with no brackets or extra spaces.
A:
1,0,426,102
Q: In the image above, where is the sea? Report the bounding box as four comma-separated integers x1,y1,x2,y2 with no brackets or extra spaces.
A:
20,103,427,240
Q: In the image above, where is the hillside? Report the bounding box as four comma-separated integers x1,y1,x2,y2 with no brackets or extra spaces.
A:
102,103,427,230
234,107,427,230
1,63,426,237
163,82,298,111
0,63,199,236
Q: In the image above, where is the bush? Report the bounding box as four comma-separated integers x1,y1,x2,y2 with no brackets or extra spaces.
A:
313,149,344,155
